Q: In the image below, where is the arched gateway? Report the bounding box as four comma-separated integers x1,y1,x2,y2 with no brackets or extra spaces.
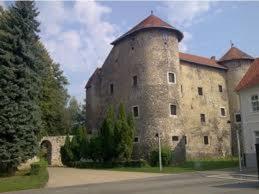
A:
40,136,67,166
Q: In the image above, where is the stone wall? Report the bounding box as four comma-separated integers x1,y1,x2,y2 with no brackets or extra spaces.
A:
40,136,68,166
220,59,253,155
85,28,233,160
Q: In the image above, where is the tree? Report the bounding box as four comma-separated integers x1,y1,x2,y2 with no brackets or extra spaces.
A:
0,1,42,175
60,135,73,166
100,106,116,162
115,104,135,161
35,42,69,136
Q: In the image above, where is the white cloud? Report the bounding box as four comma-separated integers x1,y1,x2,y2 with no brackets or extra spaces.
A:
0,1,6,9
37,1,119,101
160,1,216,52
162,1,212,27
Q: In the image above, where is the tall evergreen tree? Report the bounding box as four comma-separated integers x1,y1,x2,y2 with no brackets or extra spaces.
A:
100,106,116,162
35,42,69,136
0,1,41,174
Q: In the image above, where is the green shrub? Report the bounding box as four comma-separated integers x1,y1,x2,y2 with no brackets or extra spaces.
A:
60,135,74,165
150,147,172,167
30,163,41,175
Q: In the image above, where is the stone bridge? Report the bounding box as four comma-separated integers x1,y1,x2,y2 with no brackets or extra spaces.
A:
40,136,69,166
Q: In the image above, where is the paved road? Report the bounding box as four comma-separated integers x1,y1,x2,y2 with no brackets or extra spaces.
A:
4,169,259,194
46,167,166,188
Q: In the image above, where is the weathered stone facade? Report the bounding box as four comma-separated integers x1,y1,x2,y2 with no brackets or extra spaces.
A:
85,14,254,160
40,136,67,166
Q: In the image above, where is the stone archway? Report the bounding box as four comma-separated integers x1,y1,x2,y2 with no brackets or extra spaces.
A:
40,136,69,166
41,140,52,165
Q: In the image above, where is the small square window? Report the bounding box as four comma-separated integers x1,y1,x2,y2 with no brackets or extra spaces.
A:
134,137,139,143
204,136,209,145
251,94,259,112
183,135,187,145
133,75,138,87
220,108,226,116
132,106,139,118
200,114,206,123
172,136,179,141
235,113,241,123
219,85,223,92
110,84,114,94
198,87,203,96
170,104,177,116
168,72,176,84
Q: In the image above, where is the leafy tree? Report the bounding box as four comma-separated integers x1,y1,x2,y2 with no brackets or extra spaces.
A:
89,137,103,162
70,127,87,161
35,42,69,136
100,106,116,162
115,104,135,161
0,1,42,175
60,135,73,166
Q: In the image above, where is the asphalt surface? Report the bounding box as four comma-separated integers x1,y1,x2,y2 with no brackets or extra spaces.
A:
4,170,259,194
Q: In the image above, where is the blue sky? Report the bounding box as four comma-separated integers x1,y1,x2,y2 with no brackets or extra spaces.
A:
1,1,259,103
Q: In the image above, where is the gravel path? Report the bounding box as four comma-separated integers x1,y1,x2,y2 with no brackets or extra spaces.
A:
46,167,167,188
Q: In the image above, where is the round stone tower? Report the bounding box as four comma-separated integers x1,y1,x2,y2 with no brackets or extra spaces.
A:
218,46,254,155
104,13,184,158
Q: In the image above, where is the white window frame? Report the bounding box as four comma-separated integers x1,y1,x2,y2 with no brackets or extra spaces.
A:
169,103,177,117
132,105,139,118
234,112,241,123
167,72,176,84
251,94,259,113
133,136,139,143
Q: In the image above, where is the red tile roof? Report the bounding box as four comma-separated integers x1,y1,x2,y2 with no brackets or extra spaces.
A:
179,52,227,70
236,58,259,92
111,14,183,45
219,46,254,62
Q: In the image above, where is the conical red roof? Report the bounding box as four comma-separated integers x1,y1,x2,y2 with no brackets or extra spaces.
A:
219,46,254,62
111,14,183,45
236,58,259,91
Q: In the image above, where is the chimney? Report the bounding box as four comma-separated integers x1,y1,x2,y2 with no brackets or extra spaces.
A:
211,56,216,60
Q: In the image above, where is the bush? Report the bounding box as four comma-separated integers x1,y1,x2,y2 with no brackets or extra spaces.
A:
66,159,148,169
60,135,74,166
30,163,41,175
150,147,172,167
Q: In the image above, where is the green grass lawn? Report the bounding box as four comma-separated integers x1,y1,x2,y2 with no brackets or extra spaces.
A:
110,158,238,174
0,160,49,193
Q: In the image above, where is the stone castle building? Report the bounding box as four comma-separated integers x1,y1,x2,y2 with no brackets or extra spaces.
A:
85,13,255,160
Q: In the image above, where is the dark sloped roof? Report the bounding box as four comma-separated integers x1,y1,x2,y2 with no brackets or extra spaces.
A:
179,52,227,70
85,68,101,89
219,46,254,62
236,58,259,92
111,14,183,45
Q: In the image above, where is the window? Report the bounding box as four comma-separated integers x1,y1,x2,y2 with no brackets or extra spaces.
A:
220,108,226,116
133,75,138,87
134,137,139,143
110,84,114,94
132,106,139,118
168,72,176,84
255,131,259,144
183,135,187,145
200,114,206,123
219,85,223,92
251,94,259,112
204,136,209,145
198,87,203,96
172,136,179,141
170,104,177,116
235,113,241,123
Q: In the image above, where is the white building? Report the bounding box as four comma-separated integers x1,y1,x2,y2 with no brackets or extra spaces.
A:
236,58,259,167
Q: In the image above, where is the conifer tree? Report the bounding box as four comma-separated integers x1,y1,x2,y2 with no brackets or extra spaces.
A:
0,1,41,174
100,106,116,162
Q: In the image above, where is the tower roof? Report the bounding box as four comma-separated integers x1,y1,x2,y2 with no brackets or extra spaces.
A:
111,13,183,45
236,58,259,92
219,46,254,62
